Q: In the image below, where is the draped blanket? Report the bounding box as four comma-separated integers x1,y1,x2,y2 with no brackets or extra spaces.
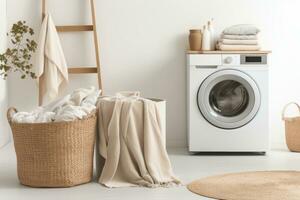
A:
97,93,180,187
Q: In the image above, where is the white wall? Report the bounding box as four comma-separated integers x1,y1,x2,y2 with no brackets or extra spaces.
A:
0,0,9,148
6,0,297,148
269,1,300,149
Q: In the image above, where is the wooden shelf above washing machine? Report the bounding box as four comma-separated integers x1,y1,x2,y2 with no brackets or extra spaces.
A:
187,50,272,54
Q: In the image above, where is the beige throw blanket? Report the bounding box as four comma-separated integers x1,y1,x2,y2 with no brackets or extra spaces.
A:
97,93,180,188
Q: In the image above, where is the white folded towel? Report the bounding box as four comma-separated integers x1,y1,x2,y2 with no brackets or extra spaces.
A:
35,14,69,106
217,43,261,51
222,34,258,40
223,24,260,35
220,39,258,45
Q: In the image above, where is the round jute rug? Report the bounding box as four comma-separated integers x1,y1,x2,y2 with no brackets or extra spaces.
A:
187,171,300,200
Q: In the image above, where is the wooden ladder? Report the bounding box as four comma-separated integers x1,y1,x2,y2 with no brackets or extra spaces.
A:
39,0,103,105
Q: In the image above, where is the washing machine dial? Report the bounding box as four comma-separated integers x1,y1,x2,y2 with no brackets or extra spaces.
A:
224,56,233,64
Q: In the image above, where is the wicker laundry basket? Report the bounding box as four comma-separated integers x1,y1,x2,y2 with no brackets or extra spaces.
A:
282,102,300,152
7,107,97,187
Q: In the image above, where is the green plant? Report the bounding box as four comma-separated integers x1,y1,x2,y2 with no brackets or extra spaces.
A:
0,21,37,79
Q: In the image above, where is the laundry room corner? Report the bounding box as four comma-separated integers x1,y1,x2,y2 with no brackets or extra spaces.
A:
2,0,300,199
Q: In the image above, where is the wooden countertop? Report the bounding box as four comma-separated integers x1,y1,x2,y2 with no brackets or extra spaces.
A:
187,50,272,54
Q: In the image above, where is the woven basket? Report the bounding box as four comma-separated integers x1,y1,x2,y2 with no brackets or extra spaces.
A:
282,102,300,152
7,107,97,187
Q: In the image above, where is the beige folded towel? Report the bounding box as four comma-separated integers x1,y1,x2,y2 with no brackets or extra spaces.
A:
222,34,258,40
217,43,261,51
220,39,258,45
97,92,181,188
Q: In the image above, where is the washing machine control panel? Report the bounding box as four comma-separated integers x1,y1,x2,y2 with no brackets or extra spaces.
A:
188,54,268,68
240,54,267,65
222,54,267,66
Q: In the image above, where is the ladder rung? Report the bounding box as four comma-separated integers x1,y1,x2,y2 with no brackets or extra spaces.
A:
68,67,98,74
56,25,94,32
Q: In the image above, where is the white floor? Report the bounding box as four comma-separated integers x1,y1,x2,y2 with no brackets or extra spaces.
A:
1,143,300,200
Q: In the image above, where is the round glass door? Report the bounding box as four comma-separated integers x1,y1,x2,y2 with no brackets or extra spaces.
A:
209,80,249,117
197,69,261,129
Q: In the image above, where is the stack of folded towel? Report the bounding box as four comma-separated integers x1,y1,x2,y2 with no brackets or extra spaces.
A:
216,24,261,51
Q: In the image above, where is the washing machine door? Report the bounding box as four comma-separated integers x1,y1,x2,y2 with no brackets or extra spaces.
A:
197,69,261,129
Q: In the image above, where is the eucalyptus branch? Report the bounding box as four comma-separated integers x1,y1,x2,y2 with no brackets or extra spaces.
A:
0,21,37,79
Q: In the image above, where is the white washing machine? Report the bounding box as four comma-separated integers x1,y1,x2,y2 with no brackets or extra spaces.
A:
187,53,269,152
